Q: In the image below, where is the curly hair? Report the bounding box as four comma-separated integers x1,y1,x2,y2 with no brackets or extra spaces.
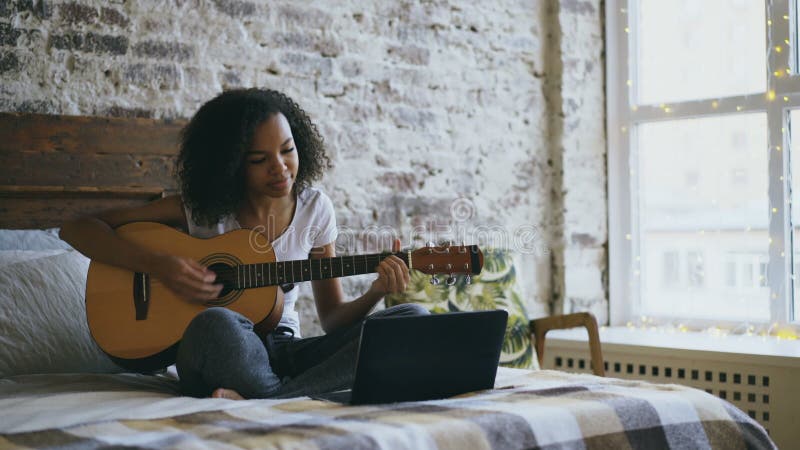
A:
176,88,330,227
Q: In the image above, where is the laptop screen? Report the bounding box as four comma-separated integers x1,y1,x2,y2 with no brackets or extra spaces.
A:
350,310,508,404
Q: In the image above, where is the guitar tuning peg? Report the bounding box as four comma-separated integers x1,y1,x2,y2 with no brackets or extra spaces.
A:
445,275,457,286
464,274,472,285
430,275,440,285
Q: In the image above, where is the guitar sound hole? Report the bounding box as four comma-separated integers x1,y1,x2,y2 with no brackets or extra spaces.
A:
207,262,236,297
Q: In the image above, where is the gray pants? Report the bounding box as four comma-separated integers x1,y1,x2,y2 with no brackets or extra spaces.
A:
176,303,429,399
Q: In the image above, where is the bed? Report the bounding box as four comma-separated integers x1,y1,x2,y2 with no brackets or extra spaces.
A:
0,112,776,449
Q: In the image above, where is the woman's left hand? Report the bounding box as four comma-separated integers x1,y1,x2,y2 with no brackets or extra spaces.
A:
368,238,410,297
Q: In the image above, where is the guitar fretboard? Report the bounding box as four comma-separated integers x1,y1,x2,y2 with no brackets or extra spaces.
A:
230,252,410,289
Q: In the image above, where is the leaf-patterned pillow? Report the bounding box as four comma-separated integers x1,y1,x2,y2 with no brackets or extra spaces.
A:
386,248,538,369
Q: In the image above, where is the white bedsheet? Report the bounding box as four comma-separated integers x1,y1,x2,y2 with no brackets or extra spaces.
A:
0,367,535,434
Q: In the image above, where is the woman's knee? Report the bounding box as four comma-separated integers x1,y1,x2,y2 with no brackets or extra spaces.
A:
183,307,252,341
379,303,430,317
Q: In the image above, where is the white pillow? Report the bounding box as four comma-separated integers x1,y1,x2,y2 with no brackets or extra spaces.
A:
0,250,69,268
0,250,124,377
0,228,73,251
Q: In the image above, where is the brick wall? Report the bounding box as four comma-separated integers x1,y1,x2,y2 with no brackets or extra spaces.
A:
0,0,607,337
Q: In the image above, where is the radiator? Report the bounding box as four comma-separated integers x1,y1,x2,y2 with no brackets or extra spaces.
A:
543,329,800,449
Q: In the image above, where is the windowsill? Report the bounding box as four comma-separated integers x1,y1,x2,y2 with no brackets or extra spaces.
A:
546,326,800,367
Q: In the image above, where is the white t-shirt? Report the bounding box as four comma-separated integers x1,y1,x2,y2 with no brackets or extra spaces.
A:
182,187,338,337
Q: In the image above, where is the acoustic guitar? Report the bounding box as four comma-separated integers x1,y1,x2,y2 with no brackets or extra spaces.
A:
85,222,484,372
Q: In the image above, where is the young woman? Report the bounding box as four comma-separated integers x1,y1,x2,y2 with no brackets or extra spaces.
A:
60,88,427,400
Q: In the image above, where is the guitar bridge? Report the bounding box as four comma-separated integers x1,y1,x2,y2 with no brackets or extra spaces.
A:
133,272,150,320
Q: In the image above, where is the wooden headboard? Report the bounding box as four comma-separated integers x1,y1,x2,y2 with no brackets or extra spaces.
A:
0,112,186,229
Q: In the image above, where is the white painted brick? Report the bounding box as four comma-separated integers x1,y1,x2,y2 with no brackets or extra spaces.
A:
0,0,608,335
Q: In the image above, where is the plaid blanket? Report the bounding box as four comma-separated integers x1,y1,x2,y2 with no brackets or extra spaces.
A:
0,370,775,450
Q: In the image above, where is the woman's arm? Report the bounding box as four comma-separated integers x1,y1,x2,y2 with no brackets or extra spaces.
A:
59,195,222,301
311,239,409,334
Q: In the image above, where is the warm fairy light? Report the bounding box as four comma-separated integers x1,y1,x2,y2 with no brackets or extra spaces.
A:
784,14,789,20
736,106,743,111
785,96,790,102
707,327,725,337
777,145,782,151
624,27,630,33
768,19,773,26
775,70,783,77
776,46,783,53
769,237,774,244
625,233,632,240
785,39,790,45
627,318,799,342
768,90,776,100
631,105,638,112
711,101,719,108
663,106,672,113
621,126,627,133
773,207,778,213
626,79,632,86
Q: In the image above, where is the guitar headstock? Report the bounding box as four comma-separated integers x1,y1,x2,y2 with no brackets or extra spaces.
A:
410,243,483,286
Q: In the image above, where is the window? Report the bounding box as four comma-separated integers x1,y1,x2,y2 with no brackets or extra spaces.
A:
687,251,705,288
608,0,800,327
725,259,738,288
662,251,680,287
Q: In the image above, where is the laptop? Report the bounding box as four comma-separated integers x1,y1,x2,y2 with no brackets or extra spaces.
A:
313,309,508,405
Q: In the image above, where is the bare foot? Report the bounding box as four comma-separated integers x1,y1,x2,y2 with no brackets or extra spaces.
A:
211,388,245,400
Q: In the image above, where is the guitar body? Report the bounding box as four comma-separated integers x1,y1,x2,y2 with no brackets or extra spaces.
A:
85,222,284,372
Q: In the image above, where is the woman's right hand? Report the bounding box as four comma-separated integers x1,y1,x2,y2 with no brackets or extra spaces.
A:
150,253,223,302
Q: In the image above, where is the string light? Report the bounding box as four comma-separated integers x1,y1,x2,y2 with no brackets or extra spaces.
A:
626,317,800,342
768,90,777,101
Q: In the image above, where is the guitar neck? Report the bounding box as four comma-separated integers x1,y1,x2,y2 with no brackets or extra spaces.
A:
232,252,410,289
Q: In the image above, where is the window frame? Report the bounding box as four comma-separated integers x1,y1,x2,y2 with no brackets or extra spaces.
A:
607,0,798,328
